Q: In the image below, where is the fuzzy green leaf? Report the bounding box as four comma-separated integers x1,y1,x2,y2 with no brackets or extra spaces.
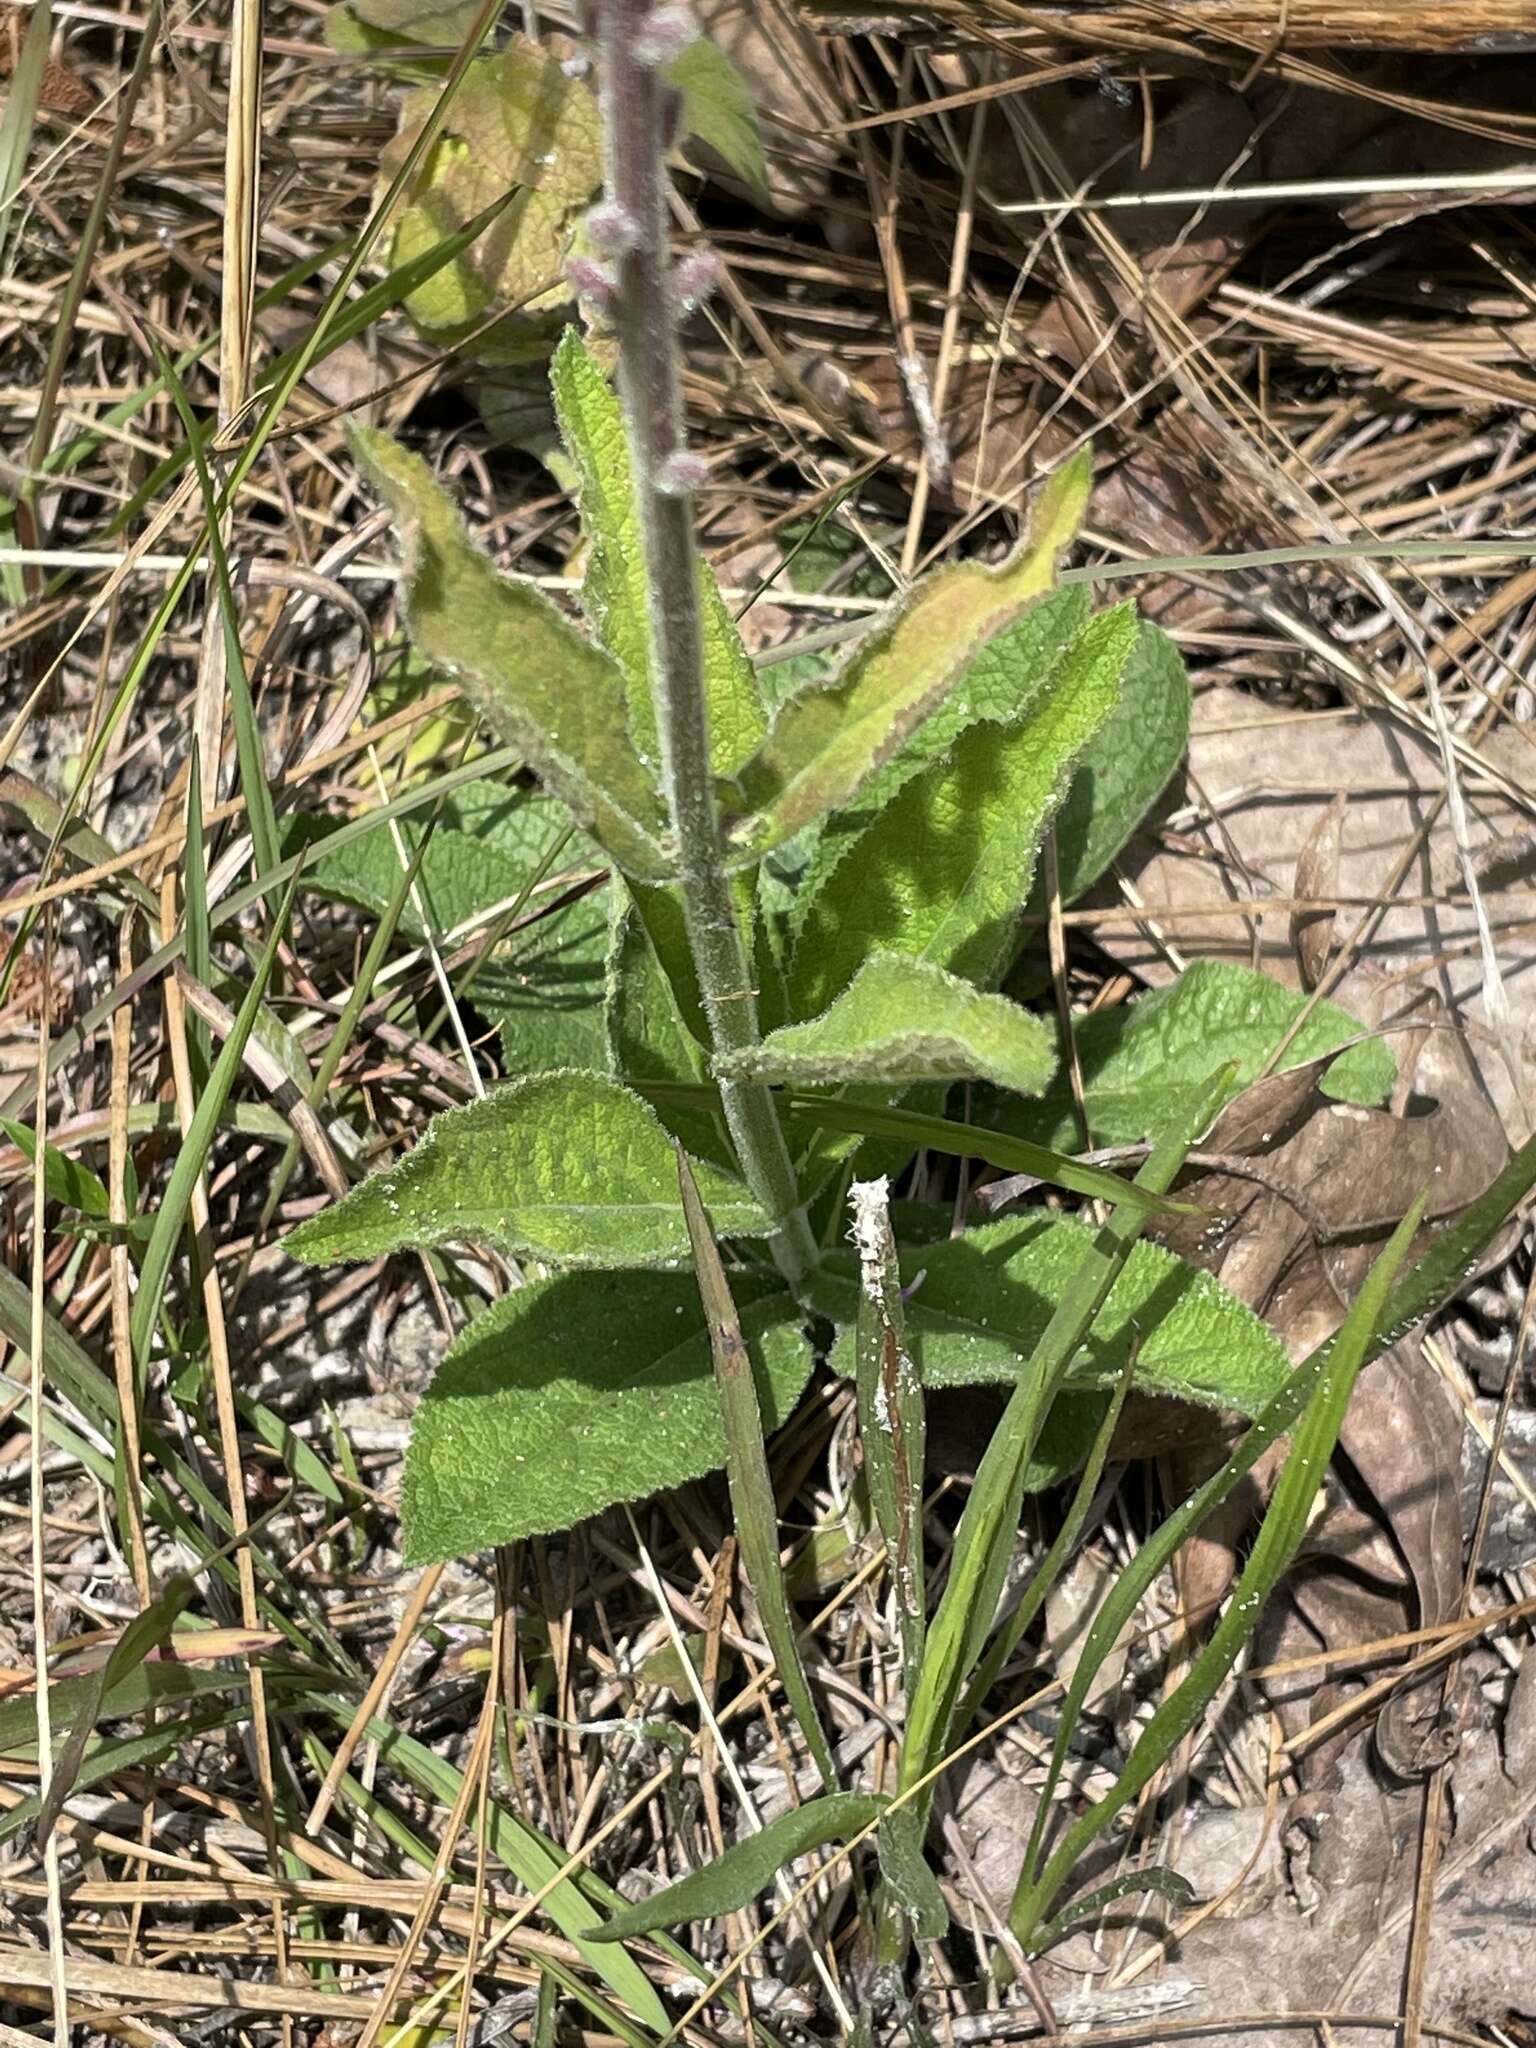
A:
791,603,1137,1015
589,1792,888,1942
1047,618,1191,904
606,892,735,1168
720,951,1057,1095
985,958,1396,1155
285,1073,768,1269
669,36,770,200
726,451,1095,859
351,427,672,878
550,327,766,777
402,1269,811,1560
818,1213,1291,1422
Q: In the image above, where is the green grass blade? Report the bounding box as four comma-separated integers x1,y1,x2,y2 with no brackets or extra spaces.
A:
156,338,282,899
590,1793,888,1942
1009,1193,1424,1950
0,0,49,271
129,871,299,1369
782,1093,1196,1215
851,1176,926,1690
901,1069,1231,1798
183,740,211,1078
677,1149,837,1787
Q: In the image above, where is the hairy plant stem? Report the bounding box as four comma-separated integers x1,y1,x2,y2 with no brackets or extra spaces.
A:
594,0,818,1295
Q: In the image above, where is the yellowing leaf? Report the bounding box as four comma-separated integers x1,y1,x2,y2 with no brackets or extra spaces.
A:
285,1072,770,1269
382,42,602,347
724,449,1095,859
351,426,673,879
718,951,1057,1095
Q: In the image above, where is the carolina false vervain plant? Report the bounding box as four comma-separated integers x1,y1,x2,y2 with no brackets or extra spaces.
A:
284,0,1536,2009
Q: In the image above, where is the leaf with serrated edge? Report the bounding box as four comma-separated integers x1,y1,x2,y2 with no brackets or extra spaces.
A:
985,957,1395,1155
588,1792,888,1942
402,1269,810,1560
726,449,1095,858
350,426,672,879
792,603,1137,1014
720,951,1057,1095
1046,617,1190,904
550,327,765,777
816,1213,1291,1422
285,1072,768,1269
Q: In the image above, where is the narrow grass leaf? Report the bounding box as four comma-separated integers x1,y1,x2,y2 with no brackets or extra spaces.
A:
1009,1194,1425,1950
720,952,1057,1096
782,1095,1192,1215
286,1072,770,1269
901,1070,1231,1796
589,1793,889,1941
130,873,298,1369
1028,1867,1195,1952
678,1150,837,1785
0,0,50,269
851,1176,926,1688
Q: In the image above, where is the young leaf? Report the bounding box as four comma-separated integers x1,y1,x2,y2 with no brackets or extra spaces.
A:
1045,618,1190,904
1,1120,111,1217
719,951,1057,1095
725,452,1096,859
285,1072,770,1269
791,604,1137,1014
984,958,1395,1154
669,36,770,201
550,328,766,778
817,1214,1290,1422
350,427,673,879
401,1268,810,1561
791,583,1091,927
605,892,735,1167
588,1792,888,1942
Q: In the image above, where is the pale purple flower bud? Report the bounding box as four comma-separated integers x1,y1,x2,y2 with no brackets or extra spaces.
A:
657,450,709,496
671,247,722,312
633,5,697,66
585,200,642,256
565,255,618,304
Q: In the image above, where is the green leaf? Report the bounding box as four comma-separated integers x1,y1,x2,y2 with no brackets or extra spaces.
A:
877,1806,949,1941
791,603,1137,1014
402,1268,810,1560
604,891,733,1165
550,327,766,778
1,1120,110,1217
1046,618,1190,904
984,958,1395,1155
350,427,672,879
725,453,1096,860
780,1095,1192,1214
381,43,601,342
669,36,770,200
720,951,1057,1095
285,1072,770,1269
588,1792,888,1942
1011,1193,1424,1950
790,583,1091,917
818,1213,1290,1421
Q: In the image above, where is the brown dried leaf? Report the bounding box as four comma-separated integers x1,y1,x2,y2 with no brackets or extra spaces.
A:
1291,790,1346,990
